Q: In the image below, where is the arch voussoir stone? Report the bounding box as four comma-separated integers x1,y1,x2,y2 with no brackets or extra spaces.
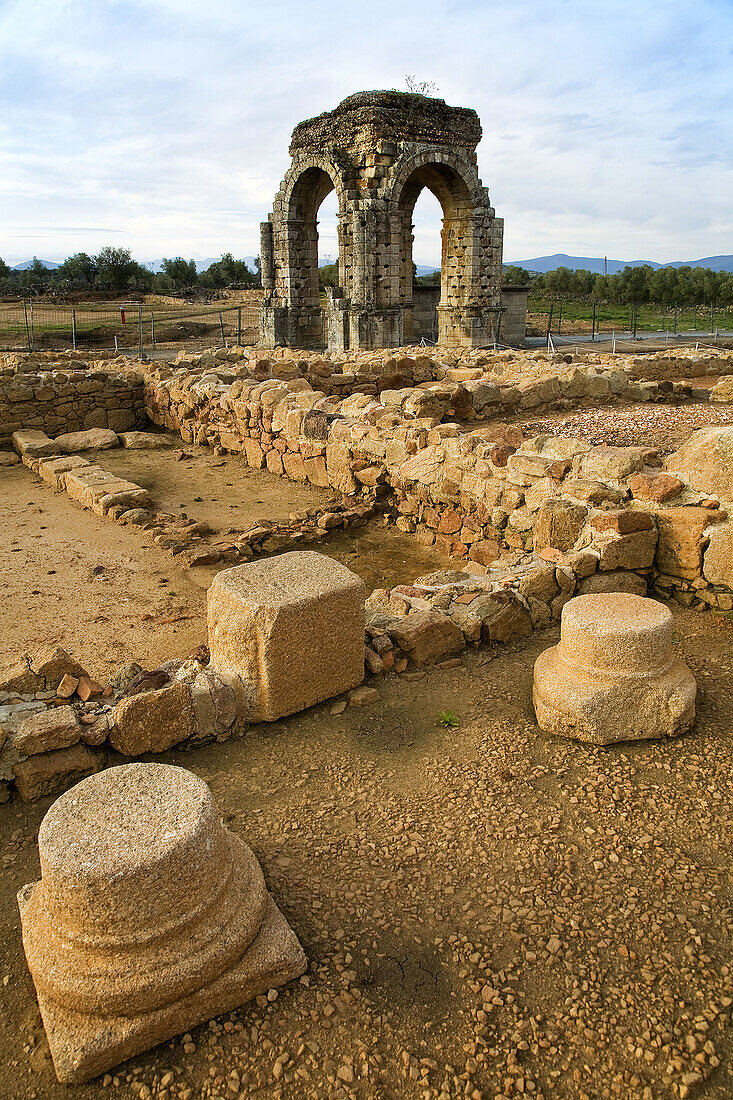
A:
260,90,519,351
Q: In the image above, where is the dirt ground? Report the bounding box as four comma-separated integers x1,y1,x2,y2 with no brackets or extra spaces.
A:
0,460,445,680
100,446,336,534
1,606,733,1100
517,400,733,455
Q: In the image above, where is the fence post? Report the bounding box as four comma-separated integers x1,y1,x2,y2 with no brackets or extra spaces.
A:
591,301,596,341
237,308,242,346
557,302,563,335
674,303,678,333
710,304,714,333
138,304,144,359
219,312,227,348
72,309,77,350
546,305,553,341
29,301,34,351
151,312,156,348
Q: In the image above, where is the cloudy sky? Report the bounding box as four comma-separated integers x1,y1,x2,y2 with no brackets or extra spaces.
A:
1,0,731,268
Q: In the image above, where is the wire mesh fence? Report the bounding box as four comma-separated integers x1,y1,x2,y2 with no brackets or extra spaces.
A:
0,299,262,353
526,300,733,341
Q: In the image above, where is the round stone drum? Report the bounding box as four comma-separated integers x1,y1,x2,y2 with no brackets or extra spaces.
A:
17,763,306,1084
533,593,697,745
20,763,268,1016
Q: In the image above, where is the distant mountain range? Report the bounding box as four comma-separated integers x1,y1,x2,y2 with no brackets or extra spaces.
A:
11,259,60,271
505,253,733,274
11,252,731,279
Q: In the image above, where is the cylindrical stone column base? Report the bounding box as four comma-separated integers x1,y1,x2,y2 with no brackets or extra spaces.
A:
533,594,697,745
18,764,306,1084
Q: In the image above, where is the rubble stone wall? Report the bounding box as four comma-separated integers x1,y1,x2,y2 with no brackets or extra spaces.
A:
134,348,733,610
0,366,146,448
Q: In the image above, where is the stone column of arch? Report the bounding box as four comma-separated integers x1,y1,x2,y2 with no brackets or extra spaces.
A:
260,90,507,351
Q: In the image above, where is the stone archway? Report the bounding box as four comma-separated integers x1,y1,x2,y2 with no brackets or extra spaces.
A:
387,150,503,346
260,154,347,348
260,90,511,350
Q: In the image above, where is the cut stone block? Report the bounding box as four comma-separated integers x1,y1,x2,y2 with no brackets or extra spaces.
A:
12,429,59,458
654,506,725,580
31,645,88,689
665,427,733,502
15,706,81,756
117,431,173,449
389,609,466,666
703,521,733,588
54,428,119,453
64,466,151,516
207,551,366,721
109,681,196,755
533,498,587,552
13,743,103,802
38,455,91,490
533,594,696,745
17,763,306,1083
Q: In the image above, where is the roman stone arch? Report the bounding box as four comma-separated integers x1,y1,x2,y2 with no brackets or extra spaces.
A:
260,91,514,350
385,149,503,345
260,153,349,348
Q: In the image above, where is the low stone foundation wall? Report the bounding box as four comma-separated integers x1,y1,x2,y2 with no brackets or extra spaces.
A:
0,362,146,448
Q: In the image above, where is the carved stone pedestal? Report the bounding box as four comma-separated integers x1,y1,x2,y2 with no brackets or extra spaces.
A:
18,763,306,1083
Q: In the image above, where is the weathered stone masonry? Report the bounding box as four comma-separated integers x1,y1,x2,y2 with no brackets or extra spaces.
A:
260,91,507,351
0,362,146,448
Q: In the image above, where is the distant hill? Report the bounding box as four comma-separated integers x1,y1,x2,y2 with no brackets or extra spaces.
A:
506,253,733,274
140,257,259,274
11,259,60,271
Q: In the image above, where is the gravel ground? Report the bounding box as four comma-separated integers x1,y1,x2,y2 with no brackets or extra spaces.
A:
518,401,733,455
2,606,733,1100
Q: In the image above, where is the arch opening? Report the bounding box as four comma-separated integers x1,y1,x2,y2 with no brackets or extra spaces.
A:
286,166,340,314
396,161,476,344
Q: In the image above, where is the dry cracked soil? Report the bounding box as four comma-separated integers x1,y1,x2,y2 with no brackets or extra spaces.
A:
1,606,733,1100
2,431,733,1100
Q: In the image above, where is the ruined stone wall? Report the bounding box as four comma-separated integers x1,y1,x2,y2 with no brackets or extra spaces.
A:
500,287,529,346
134,350,733,609
0,365,146,448
411,285,440,340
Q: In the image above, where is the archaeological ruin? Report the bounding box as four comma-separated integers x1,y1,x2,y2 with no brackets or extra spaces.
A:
2,90,733,1100
259,91,524,351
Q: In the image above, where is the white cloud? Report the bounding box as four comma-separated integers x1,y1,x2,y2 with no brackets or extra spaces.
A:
0,0,731,265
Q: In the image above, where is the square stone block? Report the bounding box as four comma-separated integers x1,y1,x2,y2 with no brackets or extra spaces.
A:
207,551,366,721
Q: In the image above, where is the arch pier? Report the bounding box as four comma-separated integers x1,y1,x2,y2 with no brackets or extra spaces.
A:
260,90,509,351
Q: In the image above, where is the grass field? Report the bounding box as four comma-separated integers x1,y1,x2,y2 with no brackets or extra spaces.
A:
527,298,731,336
0,292,262,351
2,291,731,351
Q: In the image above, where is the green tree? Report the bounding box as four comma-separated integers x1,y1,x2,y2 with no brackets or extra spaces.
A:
14,258,53,294
94,247,136,292
160,257,198,290
502,265,531,286
0,256,9,280
200,253,258,289
57,252,97,289
414,269,441,286
93,246,153,293
318,262,340,289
